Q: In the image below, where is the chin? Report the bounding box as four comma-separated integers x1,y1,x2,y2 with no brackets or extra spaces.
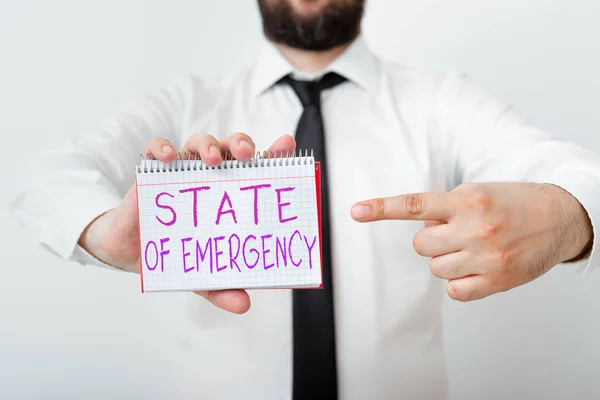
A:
259,0,364,51
288,0,340,15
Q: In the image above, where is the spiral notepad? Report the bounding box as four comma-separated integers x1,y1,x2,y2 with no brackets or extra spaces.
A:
135,151,323,293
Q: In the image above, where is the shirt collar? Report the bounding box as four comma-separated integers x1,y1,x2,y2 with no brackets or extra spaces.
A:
250,34,380,98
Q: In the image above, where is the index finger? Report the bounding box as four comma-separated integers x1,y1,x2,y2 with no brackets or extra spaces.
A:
350,192,454,222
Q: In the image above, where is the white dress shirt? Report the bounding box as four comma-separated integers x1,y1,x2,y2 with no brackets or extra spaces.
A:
10,34,600,399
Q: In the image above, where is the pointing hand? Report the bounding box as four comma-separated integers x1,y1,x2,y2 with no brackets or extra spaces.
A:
351,182,593,301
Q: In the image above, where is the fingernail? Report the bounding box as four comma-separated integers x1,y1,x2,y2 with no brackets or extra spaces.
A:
162,145,175,154
209,145,220,156
239,139,253,151
351,205,371,220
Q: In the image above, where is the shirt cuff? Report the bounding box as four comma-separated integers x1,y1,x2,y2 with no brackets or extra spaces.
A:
547,171,600,273
56,186,125,271
71,244,128,271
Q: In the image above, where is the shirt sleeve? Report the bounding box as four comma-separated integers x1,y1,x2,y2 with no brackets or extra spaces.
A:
437,72,600,273
9,80,188,270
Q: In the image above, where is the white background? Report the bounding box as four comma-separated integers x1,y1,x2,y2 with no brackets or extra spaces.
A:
1,0,599,398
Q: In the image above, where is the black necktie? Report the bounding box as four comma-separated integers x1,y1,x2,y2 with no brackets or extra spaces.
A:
279,72,347,400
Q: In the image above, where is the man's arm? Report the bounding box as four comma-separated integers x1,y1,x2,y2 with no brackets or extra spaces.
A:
8,76,297,313
436,73,599,270
350,72,600,301
9,81,187,268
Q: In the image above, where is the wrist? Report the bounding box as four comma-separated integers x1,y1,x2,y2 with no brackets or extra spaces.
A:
567,236,594,263
78,210,119,266
557,187,594,263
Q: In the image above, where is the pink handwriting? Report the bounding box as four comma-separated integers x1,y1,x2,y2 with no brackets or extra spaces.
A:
146,182,319,277
239,184,271,225
142,231,318,274
275,187,298,224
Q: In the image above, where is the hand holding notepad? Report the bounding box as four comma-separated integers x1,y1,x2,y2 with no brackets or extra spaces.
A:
77,133,310,313
135,148,324,292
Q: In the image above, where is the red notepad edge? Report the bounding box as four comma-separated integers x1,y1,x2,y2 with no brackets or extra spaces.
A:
314,161,324,289
135,173,145,294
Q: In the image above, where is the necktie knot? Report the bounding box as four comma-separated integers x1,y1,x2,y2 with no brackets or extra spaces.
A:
279,72,347,108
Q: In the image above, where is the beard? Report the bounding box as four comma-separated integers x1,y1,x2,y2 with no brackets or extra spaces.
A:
257,0,365,51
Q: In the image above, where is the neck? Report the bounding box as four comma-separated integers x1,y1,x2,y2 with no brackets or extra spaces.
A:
274,42,351,72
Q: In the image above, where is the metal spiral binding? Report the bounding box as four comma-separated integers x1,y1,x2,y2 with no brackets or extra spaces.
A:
136,149,314,173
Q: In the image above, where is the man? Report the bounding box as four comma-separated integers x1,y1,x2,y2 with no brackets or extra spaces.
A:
10,0,600,398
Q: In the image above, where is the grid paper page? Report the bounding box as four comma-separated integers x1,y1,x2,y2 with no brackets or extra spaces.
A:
135,157,322,292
